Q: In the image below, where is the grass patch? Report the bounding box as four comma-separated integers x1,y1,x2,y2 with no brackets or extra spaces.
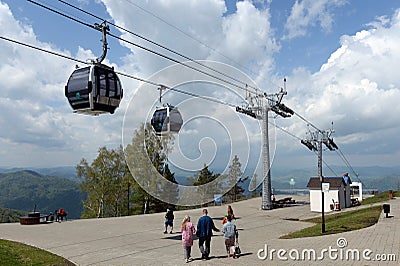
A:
281,205,382,239
0,239,75,266
361,191,396,205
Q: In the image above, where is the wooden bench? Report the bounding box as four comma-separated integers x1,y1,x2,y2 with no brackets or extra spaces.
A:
19,216,40,225
20,213,53,225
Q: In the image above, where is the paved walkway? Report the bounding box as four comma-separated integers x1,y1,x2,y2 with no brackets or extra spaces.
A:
0,195,398,265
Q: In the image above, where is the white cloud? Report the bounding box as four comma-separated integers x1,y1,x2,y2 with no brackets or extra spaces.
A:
284,0,347,39
101,0,278,82
0,1,125,167
102,0,225,74
219,0,279,84
281,9,400,166
1,0,400,172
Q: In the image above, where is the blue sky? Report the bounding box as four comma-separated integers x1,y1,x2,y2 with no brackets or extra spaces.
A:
6,0,397,75
10,0,396,75
270,0,398,74
1,0,400,180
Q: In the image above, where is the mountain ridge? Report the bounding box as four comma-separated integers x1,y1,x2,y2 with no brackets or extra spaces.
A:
0,170,84,219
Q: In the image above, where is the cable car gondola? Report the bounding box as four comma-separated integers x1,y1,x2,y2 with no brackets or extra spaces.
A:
151,104,183,135
65,64,123,115
64,21,123,115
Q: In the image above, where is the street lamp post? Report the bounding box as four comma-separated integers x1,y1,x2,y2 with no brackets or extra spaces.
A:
317,139,325,233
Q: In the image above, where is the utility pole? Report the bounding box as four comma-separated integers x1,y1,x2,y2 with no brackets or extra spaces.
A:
301,125,338,233
318,138,324,232
236,79,293,210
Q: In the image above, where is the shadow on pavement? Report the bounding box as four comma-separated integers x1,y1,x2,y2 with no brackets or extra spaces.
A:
163,232,183,241
190,252,253,261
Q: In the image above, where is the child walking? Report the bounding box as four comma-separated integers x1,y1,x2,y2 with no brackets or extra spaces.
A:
164,208,174,234
181,215,196,263
222,215,238,259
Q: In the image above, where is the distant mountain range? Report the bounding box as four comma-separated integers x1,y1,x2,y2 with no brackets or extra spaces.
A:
175,165,400,193
0,166,78,181
0,169,84,220
271,165,400,191
0,165,398,223
2,165,398,192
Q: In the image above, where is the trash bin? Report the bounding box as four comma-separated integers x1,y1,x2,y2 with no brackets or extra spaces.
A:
383,204,390,218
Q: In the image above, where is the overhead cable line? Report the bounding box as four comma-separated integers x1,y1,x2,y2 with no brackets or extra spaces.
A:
0,36,305,144
53,0,261,95
292,110,321,132
323,161,338,176
24,1,353,176
0,36,87,65
0,36,158,87
1,35,286,130
115,71,159,87
2,35,342,179
27,0,94,29
316,151,338,176
30,1,329,137
167,87,237,108
272,121,337,175
0,35,235,108
335,148,363,183
120,0,278,87
272,123,301,141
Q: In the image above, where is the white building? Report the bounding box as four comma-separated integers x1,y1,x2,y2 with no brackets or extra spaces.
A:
307,175,352,212
350,181,363,203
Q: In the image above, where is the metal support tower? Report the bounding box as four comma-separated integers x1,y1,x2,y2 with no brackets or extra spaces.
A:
301,125,338,233
236,79,293,210
261,103,272,210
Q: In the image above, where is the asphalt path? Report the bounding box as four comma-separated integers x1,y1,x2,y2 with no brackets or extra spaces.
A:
1,195,398,265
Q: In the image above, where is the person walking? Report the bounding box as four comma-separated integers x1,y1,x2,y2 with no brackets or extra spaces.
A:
164,208,174,234
227,205,234,219
222,215,238,259
181,215,195,263
196,209,220,260
222,205,235,225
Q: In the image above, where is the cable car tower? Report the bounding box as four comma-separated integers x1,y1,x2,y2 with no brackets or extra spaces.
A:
65,22,123,115
301,124,338,233
236,79,293,210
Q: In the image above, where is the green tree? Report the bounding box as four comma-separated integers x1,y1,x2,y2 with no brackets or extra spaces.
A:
78,123,177,217
158,163,179,211
125,123,176,214
192,164,220,206
107,146,133,217
77,145,132,218
249,173,259,198
225,155,246,202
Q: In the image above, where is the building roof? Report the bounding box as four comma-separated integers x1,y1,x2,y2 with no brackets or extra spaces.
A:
307,176,351,190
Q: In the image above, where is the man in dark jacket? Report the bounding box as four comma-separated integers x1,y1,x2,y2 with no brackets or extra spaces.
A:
196,209,220,260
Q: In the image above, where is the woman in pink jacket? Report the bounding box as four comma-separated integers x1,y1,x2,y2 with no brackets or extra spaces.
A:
181,215,196,263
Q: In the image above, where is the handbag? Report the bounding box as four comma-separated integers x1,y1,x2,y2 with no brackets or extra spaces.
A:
235,241,241,255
